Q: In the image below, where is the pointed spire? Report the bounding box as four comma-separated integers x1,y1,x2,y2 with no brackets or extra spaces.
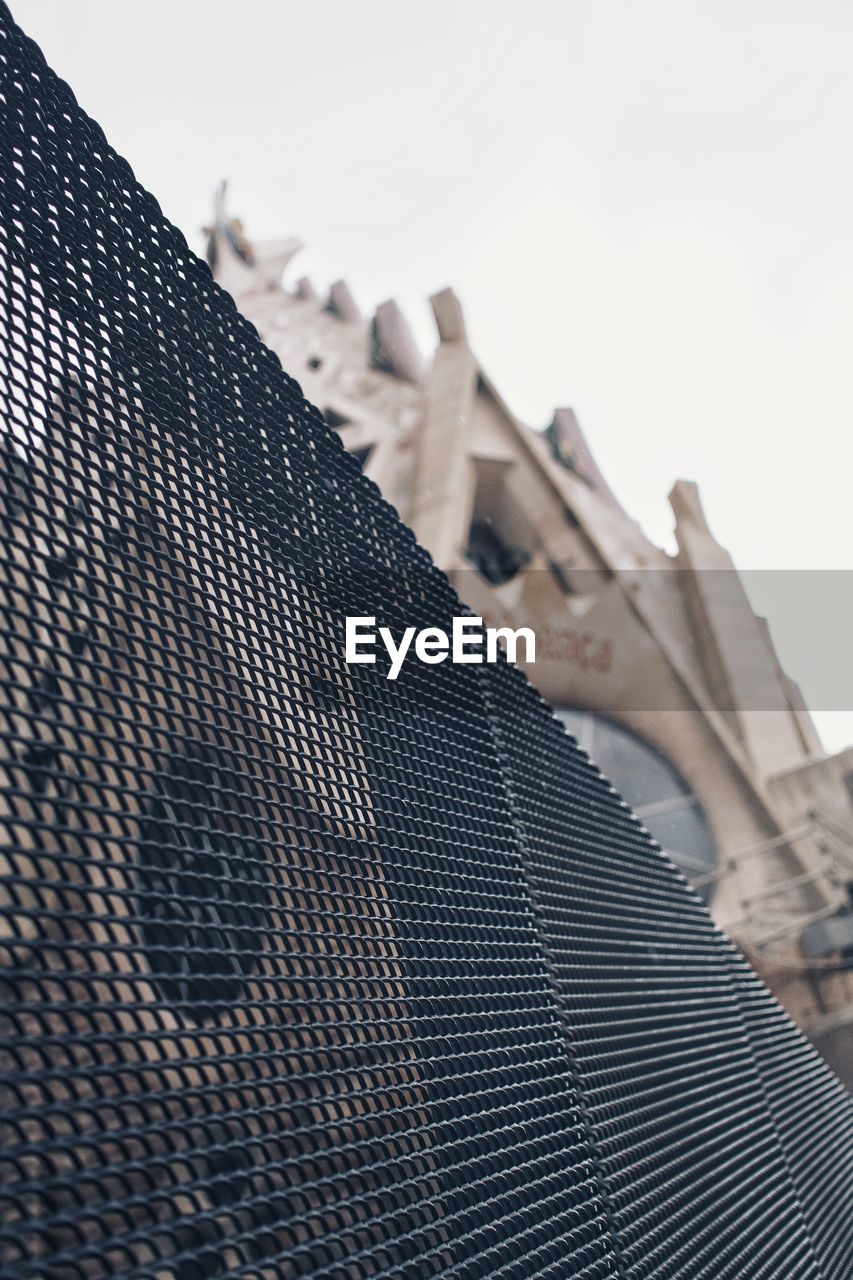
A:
203,179,254,273
212,177,227,224
203,181,302,293
370,299,424,383
669,479,712,534
430,288,467,345
324,280,361,321
296,276,319,301
545,407,621,506
670,478,813,774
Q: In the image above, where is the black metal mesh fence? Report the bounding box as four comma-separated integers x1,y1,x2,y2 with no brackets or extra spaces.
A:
0,5,850,1277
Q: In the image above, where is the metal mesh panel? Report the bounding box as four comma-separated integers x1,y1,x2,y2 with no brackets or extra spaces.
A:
725,953,853,1279
483,667,843,1280
0,4,851,1278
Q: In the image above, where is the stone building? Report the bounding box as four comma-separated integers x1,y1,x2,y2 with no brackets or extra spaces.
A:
206,187,853,1083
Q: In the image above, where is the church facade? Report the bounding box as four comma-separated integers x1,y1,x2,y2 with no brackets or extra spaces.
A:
207,190,853,1084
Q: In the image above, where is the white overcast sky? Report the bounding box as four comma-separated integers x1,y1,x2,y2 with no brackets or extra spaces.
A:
10,0,853,750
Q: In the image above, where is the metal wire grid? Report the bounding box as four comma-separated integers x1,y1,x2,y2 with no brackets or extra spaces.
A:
0,4,851,1278
483,665,850,1279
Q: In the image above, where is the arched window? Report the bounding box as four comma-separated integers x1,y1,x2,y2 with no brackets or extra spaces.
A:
556,709,717,899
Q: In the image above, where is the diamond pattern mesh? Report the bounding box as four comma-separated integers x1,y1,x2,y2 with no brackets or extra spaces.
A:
0,5,851,1278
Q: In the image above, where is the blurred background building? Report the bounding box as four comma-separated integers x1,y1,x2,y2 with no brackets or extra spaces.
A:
206,188,853,1084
